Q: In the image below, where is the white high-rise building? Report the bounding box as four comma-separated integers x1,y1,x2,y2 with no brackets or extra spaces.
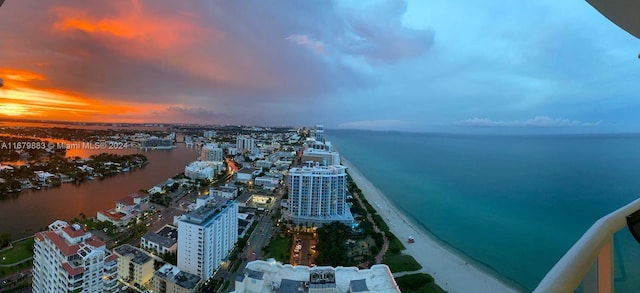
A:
203,130,217,139
314,124,325,142
177,200,239,279
287,162,354,226
201,143,223,162
236,136,255,152
32,220,119,293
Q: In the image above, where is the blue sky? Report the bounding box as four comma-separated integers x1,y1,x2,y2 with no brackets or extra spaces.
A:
332,0,640,132
1,0,639,132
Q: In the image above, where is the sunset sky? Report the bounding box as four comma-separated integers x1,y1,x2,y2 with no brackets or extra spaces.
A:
0,1,639,131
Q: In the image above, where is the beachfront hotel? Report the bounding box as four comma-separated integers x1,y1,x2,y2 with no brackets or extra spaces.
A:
32,220,119,293
177,200,239,279
313,124,325,142
301,135,340,166
287,162,354,226
235,260,400,292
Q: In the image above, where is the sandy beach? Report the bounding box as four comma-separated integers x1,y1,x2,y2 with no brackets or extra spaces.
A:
341,158,521,293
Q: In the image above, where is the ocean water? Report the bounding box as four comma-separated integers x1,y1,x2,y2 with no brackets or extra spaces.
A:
327,130,640,292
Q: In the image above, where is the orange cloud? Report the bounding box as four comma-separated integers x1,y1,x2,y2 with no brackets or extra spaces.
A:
50,2,216,53
47,2,276,90
1,69,45,82
0,67,168,122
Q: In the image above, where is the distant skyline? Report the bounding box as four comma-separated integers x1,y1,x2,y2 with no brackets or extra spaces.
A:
0,1,639,132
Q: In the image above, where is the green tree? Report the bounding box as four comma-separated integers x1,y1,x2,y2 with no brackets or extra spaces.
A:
0,233,11,248
315,222,350,266
162,252,178,266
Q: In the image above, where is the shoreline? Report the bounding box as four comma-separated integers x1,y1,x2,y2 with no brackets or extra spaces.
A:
341,157,521,293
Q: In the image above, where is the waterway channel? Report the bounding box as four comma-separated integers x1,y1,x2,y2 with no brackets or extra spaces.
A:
0,141,198,238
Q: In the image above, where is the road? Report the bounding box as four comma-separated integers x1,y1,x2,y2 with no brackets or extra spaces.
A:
210,188,283,292
245,214,274,261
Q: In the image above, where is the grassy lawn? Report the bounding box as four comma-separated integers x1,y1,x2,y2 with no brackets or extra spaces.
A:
387,233,406,253
266,234,292,263
0,259,32,278
0,237,34,265
383,253,422,273
395,273,447,293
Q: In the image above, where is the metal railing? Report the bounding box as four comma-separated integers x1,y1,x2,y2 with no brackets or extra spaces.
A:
534,198,640,293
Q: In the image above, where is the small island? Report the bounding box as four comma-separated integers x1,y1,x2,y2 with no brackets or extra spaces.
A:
0,141,147,194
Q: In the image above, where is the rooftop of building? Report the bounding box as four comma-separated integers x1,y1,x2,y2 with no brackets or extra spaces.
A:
114,244,153,265
142,232,177,248
211,185,238,192
117,196,135,206
202,143,220,149
236,168,258,175
279,279,309,293
350,279,369,292
186,160,223,168
289,162,346,174
99,209,127,221
143,225,178,247
155,264,201,289
40,230,81,257
37,221,106,260
255,176,279,181
237,260,400,293
157,225,178,239
180,200,236,225
236,191,252,204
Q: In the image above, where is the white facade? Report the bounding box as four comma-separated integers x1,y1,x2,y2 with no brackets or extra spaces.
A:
314,124,325,142
177,201,239,279
305,137,333,152
203,130,217,138
287,163,353,225
209,185,238,199
302,148,341,166
236,136,255,152
201,143,223,162
254,176,280,190
32,221,119,293
235,261,400,293
184,161,225,180
235,172,253,183
140,232,177,255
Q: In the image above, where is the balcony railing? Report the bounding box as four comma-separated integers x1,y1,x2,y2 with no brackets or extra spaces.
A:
534,198,640,293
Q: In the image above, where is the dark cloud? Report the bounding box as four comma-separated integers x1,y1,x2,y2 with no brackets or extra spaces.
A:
0,0,434,125
339,0,435,63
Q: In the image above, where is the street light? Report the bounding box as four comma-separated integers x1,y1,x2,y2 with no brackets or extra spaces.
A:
626,208,640,244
